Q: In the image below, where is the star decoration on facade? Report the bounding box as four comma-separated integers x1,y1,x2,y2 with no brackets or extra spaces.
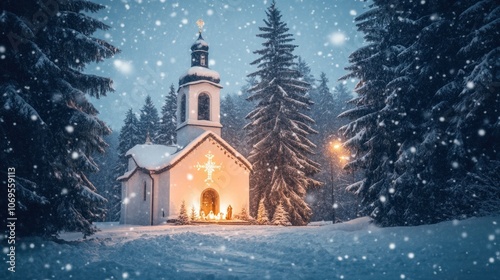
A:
195,151,221,184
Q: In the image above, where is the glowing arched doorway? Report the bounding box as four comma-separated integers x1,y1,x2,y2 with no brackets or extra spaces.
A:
200,188,219,216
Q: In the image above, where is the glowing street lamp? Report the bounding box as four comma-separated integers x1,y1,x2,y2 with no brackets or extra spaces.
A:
329,140,347,224
331,141,348,163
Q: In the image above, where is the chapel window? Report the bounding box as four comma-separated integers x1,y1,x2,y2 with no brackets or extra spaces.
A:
198,93,210,120
143,182,147,201
180,94,186,123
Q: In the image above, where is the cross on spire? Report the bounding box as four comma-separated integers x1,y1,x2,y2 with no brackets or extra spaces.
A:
196,19,205,34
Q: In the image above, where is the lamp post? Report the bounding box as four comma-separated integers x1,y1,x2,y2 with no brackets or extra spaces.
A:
330,140,347,224
329,153,336,224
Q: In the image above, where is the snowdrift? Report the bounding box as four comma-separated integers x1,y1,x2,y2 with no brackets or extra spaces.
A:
2,216,499,279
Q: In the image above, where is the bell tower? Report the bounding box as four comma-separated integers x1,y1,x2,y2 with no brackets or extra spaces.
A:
176,19,223,147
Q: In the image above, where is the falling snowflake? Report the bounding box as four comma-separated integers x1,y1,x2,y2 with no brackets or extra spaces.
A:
329,32,346,46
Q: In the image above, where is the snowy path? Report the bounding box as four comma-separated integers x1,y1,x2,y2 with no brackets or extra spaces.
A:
3,216,499,280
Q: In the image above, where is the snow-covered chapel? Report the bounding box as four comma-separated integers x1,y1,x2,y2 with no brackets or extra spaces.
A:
118,21,251,225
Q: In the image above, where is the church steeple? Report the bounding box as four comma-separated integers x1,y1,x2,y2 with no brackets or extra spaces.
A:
191,33,209,67
179,19,220,87
191,19,209,68
176,20,223,147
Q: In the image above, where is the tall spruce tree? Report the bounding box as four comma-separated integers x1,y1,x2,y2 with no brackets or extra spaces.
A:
245,1,321,226
138,95,160,142
221,94,241,143
220,78,257,157
315,73,337,141
294,56,316,91
341,0,500,226
88,132,119,222
308,74,358,222
0,0,119,236
110,109,142,221
332,83,352,121
157,84,177,145
221,93,252,154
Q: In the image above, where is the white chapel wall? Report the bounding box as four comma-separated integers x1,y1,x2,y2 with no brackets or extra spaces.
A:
121,171,153,225
153,172,170,225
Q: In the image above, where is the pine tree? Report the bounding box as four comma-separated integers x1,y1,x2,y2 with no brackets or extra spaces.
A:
176,201,190,225
448,0,500,217
220,78,258,157
245,1,322,226
315,73,337,141
236,207,251,221
0,0,119,237
308,75,357,222
111,109,142,221
116,109,141,172
221,94,250,153
221,94,241,143
294,57,317,122
339,0,417,227
89,132,120,222
256,199,270,225
332,83,352,120
138,95,160,141
271,202,291,226
294,56,316,91
157,84,177,145
341,0,500,226
190,206,197,221
221,78,257,157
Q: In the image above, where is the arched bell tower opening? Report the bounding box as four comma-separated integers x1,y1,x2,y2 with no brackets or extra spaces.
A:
198,93,210,120
200,188,219,216
180,94,186,123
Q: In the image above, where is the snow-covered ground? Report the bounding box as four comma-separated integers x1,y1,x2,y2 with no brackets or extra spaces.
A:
3,216,499,280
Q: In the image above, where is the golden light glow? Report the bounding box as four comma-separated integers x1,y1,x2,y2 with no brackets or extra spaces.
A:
189,196,233,221
196,19,205,33
330,140,349,163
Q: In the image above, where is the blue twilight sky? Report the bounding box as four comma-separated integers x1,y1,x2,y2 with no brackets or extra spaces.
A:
88,0,369,130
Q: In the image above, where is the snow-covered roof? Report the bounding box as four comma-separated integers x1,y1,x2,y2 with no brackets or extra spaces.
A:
116,169,136,181
191,38,209,49
178,80,223,90
179,66,220,81
121,131,251,178
168,131,252,171
178,66,221,87
191,34,209,51
125,144,178,171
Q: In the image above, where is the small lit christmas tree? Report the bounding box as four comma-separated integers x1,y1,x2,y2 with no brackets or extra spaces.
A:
176,201,190,225
237,207,251,221
272,202,292,226
256,199,270,225
190,206,197,221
